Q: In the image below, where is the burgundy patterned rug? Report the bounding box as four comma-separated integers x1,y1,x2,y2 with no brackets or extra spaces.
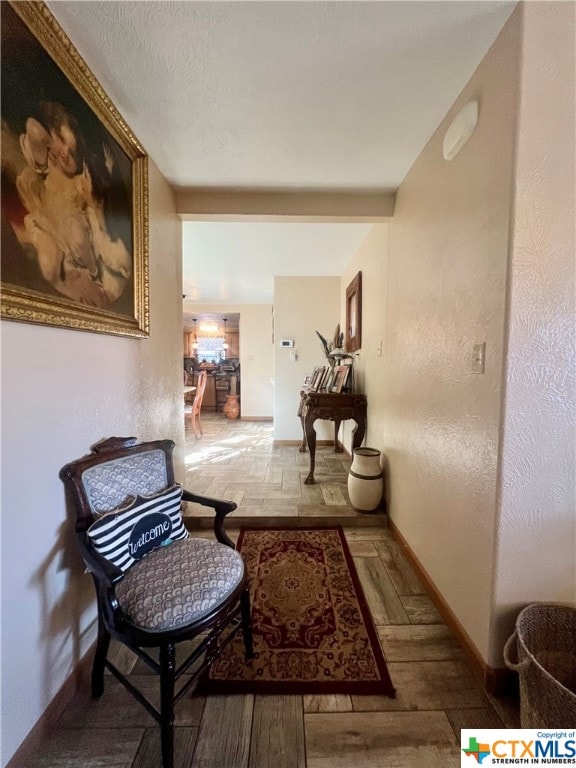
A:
204,527,396,696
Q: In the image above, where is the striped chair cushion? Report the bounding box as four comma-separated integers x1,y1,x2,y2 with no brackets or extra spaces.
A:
116,538,245,630
87,484,187,572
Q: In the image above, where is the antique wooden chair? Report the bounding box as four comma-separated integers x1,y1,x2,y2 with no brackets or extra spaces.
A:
60,436,253,768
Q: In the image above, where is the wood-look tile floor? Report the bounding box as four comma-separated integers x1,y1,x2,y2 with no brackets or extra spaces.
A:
27,414,520,768
182,411,386,528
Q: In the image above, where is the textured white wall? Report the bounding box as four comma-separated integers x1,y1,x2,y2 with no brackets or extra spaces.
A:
341,5,575,672
0,159,183,766
491,2,576,661
238,306,274,419
340,224,389,452
273,277,340,441
376,10,522,661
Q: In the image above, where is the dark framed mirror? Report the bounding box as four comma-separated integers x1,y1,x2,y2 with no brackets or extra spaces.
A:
345,271,362,353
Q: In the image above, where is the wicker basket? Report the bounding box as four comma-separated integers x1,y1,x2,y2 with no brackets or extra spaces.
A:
504,603,576,728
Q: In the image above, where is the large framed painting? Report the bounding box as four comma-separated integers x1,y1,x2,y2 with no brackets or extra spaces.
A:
1,1,149,337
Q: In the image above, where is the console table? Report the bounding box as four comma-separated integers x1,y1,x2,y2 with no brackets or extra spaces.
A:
298,389,367,484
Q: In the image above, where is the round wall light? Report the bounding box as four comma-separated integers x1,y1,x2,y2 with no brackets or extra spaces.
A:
443,101,479,161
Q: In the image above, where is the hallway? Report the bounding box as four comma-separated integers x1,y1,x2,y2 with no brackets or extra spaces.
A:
18,414,520,768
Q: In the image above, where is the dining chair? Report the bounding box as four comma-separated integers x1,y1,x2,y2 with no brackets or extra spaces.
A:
183,370,195,405
214,372,231,412
190,369,207,438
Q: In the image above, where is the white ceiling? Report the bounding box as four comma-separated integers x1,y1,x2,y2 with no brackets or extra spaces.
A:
47,1,516,307
183,221,372,306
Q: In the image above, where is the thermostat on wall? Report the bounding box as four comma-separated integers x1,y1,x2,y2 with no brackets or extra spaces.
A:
280,339,294,348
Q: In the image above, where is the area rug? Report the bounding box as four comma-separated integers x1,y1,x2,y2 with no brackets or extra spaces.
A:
203,527,396,696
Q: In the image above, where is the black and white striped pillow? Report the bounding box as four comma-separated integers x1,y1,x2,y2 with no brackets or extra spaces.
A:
86,484,187,572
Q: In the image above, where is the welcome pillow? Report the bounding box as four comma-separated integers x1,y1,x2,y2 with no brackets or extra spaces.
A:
87,484,187,573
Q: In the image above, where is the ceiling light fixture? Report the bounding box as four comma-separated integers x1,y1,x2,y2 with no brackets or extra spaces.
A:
222,318,229,350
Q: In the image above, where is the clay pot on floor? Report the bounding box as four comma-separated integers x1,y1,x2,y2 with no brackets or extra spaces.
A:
347,447,384,513
223,394,240,420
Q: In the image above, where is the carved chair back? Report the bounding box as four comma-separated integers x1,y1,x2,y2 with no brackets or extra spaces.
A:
62,437,176,532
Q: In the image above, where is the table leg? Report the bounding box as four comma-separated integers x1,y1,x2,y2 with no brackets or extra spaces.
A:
304,415,317,484
333,418,343,453
350,414,366,451
299,408,307,452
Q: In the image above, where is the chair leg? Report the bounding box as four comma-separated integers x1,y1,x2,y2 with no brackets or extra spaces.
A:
240,588,255,659
159,643,176,768
91,616,110,698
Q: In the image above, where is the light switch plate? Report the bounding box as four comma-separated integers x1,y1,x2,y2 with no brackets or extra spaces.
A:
472,342,485,374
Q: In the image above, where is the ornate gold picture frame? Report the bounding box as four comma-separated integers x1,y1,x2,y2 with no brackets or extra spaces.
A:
345,271,362,353
1,1,149,337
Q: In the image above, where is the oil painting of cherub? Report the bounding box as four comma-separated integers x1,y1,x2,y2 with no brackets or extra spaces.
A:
1,2,146,334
